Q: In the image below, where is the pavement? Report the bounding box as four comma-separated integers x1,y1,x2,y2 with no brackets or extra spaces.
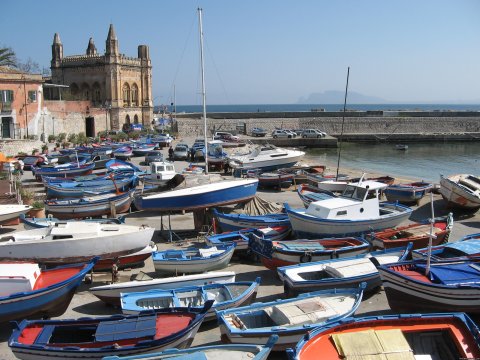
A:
0,140,479,359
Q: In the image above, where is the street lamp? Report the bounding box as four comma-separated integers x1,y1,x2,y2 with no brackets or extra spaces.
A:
104,101,112,134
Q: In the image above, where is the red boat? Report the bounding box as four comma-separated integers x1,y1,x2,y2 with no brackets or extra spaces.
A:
288,312,480,360
93,243,156,272
369,214,453,250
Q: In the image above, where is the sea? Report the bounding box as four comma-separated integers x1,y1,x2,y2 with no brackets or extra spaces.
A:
158,103,480,183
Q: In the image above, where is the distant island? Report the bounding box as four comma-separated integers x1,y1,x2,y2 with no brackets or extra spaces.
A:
297,90,387,104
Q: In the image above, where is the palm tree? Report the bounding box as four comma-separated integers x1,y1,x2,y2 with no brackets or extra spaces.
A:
0,47,16,67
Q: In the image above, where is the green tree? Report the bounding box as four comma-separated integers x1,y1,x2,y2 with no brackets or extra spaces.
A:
0,47,16,67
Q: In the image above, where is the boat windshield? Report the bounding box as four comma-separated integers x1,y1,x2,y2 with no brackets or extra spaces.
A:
341,185,367,201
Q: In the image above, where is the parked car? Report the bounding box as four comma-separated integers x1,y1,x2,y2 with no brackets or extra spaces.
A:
271,129,296,139
213,131,239,141
144,150,164,165
301,129,327,138
251,127,267,137
173,145,189,160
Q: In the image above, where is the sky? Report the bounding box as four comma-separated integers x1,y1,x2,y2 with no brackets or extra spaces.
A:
2,0,480,105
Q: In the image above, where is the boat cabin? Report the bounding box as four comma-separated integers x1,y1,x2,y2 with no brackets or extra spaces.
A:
0,263,40,296
150,162,176,178
305,181,388,220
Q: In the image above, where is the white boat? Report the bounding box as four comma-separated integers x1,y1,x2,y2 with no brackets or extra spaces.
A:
152,243,235,274
90,270,236,306
439,174,480,210
285,180,413,238
143,161,178,187
0,222,154,265
395,144,408,150
228,144,305,172
0,204,32,224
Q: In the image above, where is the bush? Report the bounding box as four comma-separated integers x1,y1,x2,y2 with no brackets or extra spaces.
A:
48,135,56,142
57,133,67,142
31,200,45,209
31,148,39,155
67,133,77,144
41,144,48,153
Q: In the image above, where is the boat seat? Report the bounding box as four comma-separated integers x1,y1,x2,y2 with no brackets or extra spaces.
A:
281,242,325,251
198,247,224,257
95,315,156,342
371,255,400,266
164,250,187,260
265,298,340,326
325,258,376,278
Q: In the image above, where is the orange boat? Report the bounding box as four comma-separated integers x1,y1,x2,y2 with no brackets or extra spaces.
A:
288,312,480,360
368,214,453,250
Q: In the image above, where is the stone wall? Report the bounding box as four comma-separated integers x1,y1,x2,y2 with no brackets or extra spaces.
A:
175,115,480,137
0,139,43,157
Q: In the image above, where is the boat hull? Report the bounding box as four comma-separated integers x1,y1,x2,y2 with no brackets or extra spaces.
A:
0,205,32,224
384,182,432,204
0,260,95,322
213,209,290,232
286,202,412,238
440,174,480,210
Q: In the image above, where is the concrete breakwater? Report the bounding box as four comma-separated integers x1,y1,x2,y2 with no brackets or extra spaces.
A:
174,111,480,143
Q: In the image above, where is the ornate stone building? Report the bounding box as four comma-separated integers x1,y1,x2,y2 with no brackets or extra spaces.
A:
50,24,153,135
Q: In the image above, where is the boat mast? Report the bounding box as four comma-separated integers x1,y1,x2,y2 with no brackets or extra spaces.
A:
336,67,350,181
198,7,208,174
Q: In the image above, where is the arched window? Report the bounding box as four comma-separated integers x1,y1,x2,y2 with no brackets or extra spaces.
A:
92,82,101,105
122,83,130,107
125,115,131,124
134,114,139,124
81,83,91,101
70,83,79,100
131,83,139,106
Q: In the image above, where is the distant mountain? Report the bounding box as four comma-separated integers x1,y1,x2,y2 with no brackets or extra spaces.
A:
298,90,387,104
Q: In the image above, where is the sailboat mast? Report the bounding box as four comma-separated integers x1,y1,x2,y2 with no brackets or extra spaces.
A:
198,7,208,174
336,66,350,181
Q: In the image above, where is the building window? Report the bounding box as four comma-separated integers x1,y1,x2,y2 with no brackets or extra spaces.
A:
122,83,131,107
134,114,139,124
131,84,138,106
28,90,37,102
0,90,14,103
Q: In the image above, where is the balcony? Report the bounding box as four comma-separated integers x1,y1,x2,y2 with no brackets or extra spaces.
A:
0,102,12,114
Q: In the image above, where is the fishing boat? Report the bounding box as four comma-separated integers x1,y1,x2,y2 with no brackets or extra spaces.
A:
113,145,133,160
278,244,411,297
0,221,154,264
20,214,126,230
412,233,480,261
395,143,409,150
32,161,95,180
152,243,236,274
143,161,177,187
439,174,480,210
249,236,370,271
369,214,453,250
278,165,326,185
212,208,290,232
134,179,258,212
287,312,480,360
379,257,480,312
45,189,135,219
102,335,278,360
228,144,305,172
121,277,261,321
132,143,156,156
285,180,413,238
384,181,433,204
106,159,145,176
206,225,291,252
45,173,138,198
94,243,157,272
247,170,295,189
296,184,335,207
8,301,213,360
205,140,228,167
0,258,96,322
316,175,396,193
216,284,364,351
90,271,236,306
0,204,32,224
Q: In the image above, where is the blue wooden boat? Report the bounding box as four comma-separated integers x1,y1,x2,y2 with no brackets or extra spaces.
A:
20,213,126,229
135,179,259,212
213,208,290,232
45,189,135,219
287,313,480,360
0,258,96,322
32,161,95,180
121,277,261,321
45,173,138,198
132,143,156,156
9,301,214,359
379,257,480,313
113,145,133,160
102,335,278,360
106,158,145,176
384,181,433,204
278,244,412,297
206,225,291,252
412,233,480,261
152,243,236,274
296,183,336,207
216,284,365,351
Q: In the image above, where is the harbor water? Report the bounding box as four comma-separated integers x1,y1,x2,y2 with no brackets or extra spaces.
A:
306,141,480,183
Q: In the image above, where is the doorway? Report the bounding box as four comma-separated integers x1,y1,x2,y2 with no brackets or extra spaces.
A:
1,117,12,138
85,117,95,138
